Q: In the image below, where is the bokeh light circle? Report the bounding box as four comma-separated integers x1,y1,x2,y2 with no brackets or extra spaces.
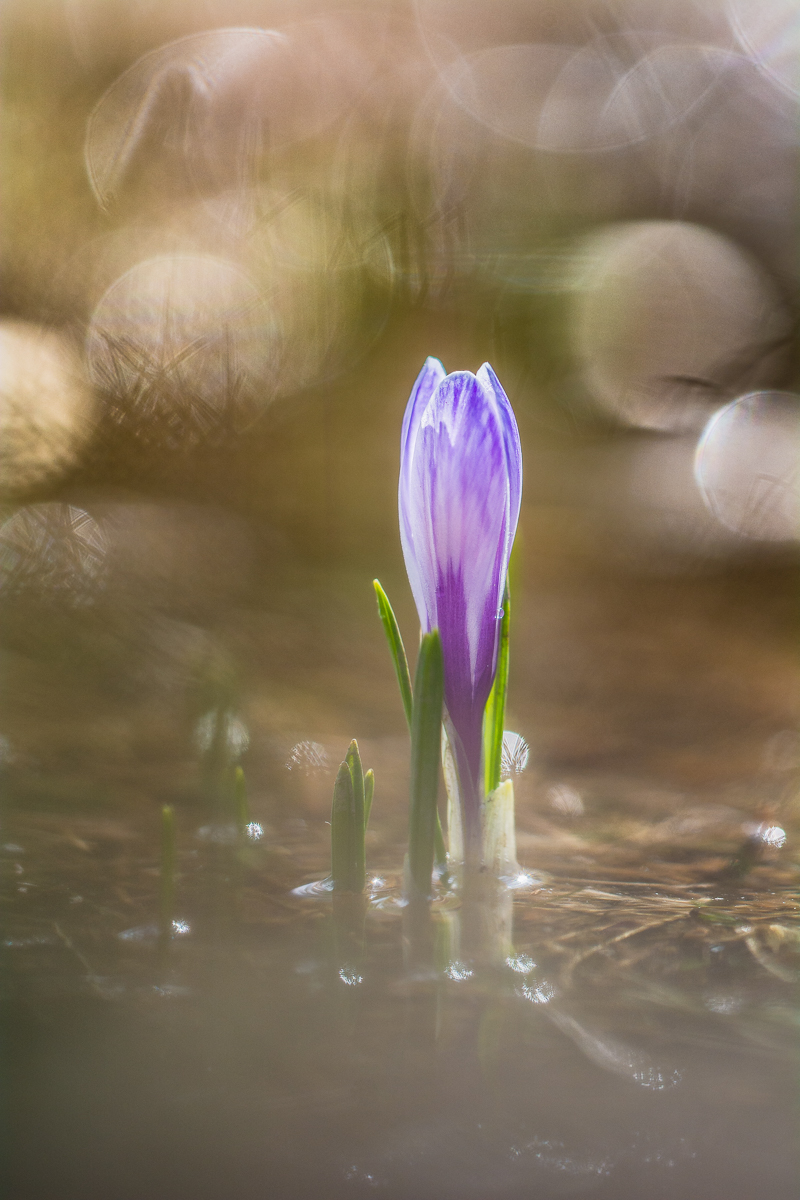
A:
0,322,97,494
695,390,800,541
85,254,278,445
570,221,792,432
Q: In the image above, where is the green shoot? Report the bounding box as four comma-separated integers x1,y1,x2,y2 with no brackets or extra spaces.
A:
373,579,413,727
483,580,510,797
364,768,375,827
331,741,369,893
346,739,365,831
408,630,444,898
331,762,357,892
374,579,447,868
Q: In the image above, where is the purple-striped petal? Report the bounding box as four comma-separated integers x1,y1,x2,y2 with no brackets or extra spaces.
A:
399,357,446,630
476,362,522,541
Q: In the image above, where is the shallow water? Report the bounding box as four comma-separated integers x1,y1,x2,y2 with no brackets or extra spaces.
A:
4,766,799,1200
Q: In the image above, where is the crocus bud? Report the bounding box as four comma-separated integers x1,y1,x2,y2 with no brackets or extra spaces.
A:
399,358,522,854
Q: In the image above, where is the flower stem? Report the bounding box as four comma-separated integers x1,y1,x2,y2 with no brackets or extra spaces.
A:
481,779,519,876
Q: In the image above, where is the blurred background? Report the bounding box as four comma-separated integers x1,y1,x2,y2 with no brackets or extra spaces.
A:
3,6,800,1199
1,0,798,864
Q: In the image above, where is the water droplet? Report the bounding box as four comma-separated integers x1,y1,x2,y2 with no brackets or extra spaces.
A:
506,954,536,975
445,960,474,982
501,731,529,778
519,979,557,1005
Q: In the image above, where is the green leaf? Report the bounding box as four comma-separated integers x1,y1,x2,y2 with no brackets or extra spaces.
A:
373,579,446,862
483,580,510,797
373,579,413,728
364,768,375,828
331,746,366,893
346,740,365,821
346,740,366,885
408,630,444,898
331,761,358,892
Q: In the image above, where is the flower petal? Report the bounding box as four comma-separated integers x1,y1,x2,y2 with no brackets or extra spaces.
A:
400,357,445,473
399,357,446,629
476,362,522,542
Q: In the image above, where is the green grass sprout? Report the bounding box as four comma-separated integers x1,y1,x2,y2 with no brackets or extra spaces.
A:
373,579,413,727
331,741,372,893
374,579,447,869
408,630,445,898
364,768,375,827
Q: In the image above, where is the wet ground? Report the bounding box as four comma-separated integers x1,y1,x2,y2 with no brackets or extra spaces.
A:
2,535,799,1200
3,799,799,1200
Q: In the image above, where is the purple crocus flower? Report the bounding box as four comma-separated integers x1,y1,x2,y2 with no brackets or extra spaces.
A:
399,358,522,855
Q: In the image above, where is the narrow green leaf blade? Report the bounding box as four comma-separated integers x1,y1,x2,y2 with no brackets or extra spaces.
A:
373,579,413,729
408,630,444,898
483,581,510,797
331,761,357,892
363,768,375,828
346,739,366,889
346,739,365,814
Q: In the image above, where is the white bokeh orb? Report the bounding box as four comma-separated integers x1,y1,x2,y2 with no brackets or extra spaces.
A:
695,390,800,541
0,321,97,494
571,221,792,433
